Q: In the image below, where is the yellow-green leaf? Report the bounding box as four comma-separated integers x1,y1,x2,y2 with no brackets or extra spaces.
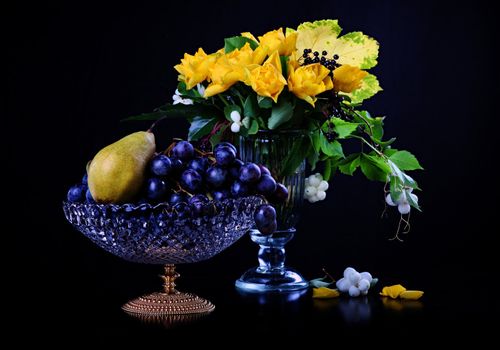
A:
313,287,340,299
295,20,342,57
348,73,382,104
400,290,424,300
335,32,379,69
380,284,407,299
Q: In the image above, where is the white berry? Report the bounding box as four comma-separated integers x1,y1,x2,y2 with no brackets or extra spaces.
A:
308,174,321,187
386,194,396,206
344,267,356,279
317,180,329,191
398,202,411,214
359,272,372,283
230,111,241,122
305,186,317,196
230,123,241,133
348,271,361,284
316,190,326,200
349,285,361,297
358,279,370,292
336,278,351,292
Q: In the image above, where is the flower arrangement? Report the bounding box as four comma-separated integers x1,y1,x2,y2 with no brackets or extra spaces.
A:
128,19,423,239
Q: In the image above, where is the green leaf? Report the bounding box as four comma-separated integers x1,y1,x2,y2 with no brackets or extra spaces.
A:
309,277,333,288
209,124,228,149
371,137,396,147
323,158,333,181
177,81,203,98
268,100,294,129
402,172,420,190
248,119,259,134
224,105,242,122
406,189,421,211
307,151,319,170
339,154,361,175
389,151,423,171
123,104,220,121
188,116,217,141
224,36,259,53
310,130,321,153
360,153,390,181
348,73,382,104
331,117,359,139
384,148,398,157
257,96,273,109
320,134,344,158
370,278,379,287
389,175,404,203
281,136,311,177
243,95,259,118
280,55,289,77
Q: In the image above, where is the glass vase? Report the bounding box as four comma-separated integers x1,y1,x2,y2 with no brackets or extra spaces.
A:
235,130,309,293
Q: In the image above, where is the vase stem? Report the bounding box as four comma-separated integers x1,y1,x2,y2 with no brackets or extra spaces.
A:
161,264,180,295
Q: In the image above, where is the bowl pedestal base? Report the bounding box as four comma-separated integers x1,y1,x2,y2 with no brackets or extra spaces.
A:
122,264,215,316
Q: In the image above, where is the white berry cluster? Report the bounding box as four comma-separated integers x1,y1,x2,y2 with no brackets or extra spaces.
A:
336,267,373,297
230,110,242,133
304,173,329,203
385,189,418,214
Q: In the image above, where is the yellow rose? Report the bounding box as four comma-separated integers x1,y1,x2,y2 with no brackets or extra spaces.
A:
174,48,217,90
287,63,333,106
332,65,368,93
259,28,297,56
205,43,258,97
247,51,287,102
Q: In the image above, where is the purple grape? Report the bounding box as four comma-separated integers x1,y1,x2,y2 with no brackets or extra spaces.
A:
169,192,186,205
212,189,230,201
173,141,195,161
146,178,169,200
170,157,184,171
256,174,277,194
187,157,208,173
214,142,237,154
271,183,289,203
231,180,249,197
150,154,172,176
254,204,277,235
228,159,244,179
85,188,95,203
258,165,271,176
188,194,209,204
215,146,236,166
180,169,203,192
173,202,191,218
239,162,261,183
206,166,227,188
82,174,88,185
67,184,86,202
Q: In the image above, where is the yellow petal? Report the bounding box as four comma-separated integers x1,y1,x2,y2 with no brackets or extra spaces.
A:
313,287,340,299
380,284,407,299
400,290,424,300
333,65,368,93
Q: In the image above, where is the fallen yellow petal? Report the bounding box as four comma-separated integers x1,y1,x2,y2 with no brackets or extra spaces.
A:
313,287,340,299
380,284,407,299
400,290,424,300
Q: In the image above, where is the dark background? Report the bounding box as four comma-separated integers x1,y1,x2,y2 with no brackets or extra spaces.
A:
6,0,496,342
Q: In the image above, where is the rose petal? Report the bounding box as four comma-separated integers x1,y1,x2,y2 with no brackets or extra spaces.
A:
400,290,424,300
380,284,407,299
313,287,340,299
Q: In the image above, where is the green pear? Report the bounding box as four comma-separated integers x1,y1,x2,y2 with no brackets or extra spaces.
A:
88,131,156,204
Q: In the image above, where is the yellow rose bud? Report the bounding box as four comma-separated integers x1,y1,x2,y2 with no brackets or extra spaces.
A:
174,48,217,90
333,64,368,93
258,28,297,56
287,63,333,106
247,51,287,102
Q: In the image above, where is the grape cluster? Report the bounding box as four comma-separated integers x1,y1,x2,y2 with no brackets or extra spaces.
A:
66,140,288,235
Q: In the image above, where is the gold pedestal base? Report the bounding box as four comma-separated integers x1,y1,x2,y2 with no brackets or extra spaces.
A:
122,291,215,316
122,264,215,316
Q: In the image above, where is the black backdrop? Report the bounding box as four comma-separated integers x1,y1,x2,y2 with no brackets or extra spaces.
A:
6,0,497,340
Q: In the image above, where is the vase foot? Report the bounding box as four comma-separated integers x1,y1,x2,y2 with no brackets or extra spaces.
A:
235,267,309,293
122,291,215,316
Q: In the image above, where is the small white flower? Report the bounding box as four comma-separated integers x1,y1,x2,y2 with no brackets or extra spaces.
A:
398,202,411,214
386,190,418,215
386,194,396,206
172,89,193,105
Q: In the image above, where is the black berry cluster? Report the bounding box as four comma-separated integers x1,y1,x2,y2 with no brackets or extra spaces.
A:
301,48,341,72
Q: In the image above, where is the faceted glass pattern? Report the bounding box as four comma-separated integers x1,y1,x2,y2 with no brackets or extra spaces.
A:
63,196,264,264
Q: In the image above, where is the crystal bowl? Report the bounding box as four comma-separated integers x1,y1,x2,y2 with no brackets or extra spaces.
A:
63,196,264,316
